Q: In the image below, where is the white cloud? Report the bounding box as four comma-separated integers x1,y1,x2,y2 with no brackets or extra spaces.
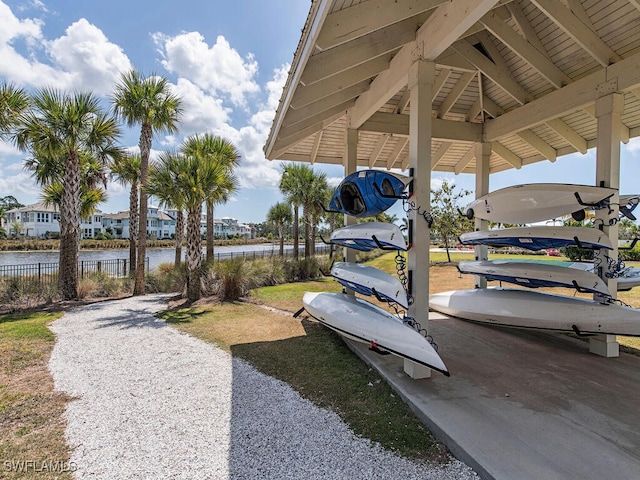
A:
0,140,21,157
154,32,259,108
46,18,132,95
0,169,40,200
170,78,230,135
0,1,42,44
626,137,640,153
327,176,342,188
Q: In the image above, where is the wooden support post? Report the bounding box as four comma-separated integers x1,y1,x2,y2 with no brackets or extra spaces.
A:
474,142,491,289
344,127,358,266
404,59,434,379
591,92,624,358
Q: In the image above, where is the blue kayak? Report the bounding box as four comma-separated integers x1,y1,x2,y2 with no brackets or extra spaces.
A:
328,170,411,217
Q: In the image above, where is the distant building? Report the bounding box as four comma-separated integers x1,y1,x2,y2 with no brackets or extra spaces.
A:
4,202,103,239
103,206,176,240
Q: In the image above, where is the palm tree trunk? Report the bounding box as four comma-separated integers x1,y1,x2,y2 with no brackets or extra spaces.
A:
186,204,203,302
304,207,311,259
278,224,284,256
59,151,80,300
174,210,184,267
206,199,214,261
128,180,139,279
134,124,152,296
292,204,299,260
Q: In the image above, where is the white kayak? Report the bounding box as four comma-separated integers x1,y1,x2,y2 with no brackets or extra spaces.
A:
465,183,617,224
302,292,449,376
458,260,611,297
459,225,612,251
429,288,640,336
328,222,407,252
330,262,409,309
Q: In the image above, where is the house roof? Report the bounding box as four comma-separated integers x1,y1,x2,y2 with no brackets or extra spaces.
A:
264,0,640,174
6,202,59,214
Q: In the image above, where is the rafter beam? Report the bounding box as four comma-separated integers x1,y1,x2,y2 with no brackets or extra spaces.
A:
480,11,571,88
454,146,475,174
316,0,446,50
466,98,482,122
529,0,620,67
348,0,500,129
481,95,505,118
291,56,390,109
452,39,533,105
386,137,408,170
433,68,452,100
630,0,640,13
485,51,640,140
437,71,475,118
310,131,323,165
368,134,390,167
285,82,366,126
301,15,424,86
492,141,522,168
546,118,587,154
396,89,411,114
582,104,629,143
517,130,557,161
273,111,344,157
432,142,454,169
506,1,549,57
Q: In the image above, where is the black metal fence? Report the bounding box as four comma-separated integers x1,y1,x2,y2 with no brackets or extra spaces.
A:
0,244,334,290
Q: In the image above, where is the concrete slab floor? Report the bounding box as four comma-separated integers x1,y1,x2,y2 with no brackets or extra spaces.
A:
347,312,640,480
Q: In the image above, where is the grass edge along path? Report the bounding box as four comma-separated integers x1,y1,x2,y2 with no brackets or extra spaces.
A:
161,298,451,465
0,311,74,480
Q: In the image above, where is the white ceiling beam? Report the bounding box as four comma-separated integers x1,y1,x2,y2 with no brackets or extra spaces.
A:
310,131,323,165
386,137,408,170
517,130,557,161
301,15,424,86
277,153,344,165
476,31,511,73
582,104,629,143
396,89,411,114
630,0,640,13
348,0,500,129
291,56,390,109
316,0,446,50
275,111,345,155
560,0,595,31
482,95,505,118
546,118,587,154
432,142,454,169
480,11,571,88
529,0,621,67
454,146,476,174
433,68,452,99
437,71,476,118
506,2,549,57
360,112,483,142
452,39,533,105
466,98,482,122
436,50,478,72
492,141,522,168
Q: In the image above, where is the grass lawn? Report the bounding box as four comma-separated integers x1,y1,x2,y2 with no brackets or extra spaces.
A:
0,312,73,480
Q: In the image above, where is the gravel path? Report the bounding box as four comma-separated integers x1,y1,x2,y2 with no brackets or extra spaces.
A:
48,294,478,479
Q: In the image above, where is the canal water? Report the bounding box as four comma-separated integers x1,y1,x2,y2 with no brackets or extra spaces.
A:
0,243,314,272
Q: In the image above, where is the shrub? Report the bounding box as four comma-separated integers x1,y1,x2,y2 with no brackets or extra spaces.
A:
212,257,253,301
560,245,595,262
146,262,188,293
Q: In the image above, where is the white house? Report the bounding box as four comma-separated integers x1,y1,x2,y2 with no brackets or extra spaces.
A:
4,202,103,239
103,206,176,240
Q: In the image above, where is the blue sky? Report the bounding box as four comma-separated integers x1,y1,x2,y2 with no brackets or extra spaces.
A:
1,0,640,225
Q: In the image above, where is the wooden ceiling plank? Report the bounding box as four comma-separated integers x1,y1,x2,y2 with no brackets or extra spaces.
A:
291,56,390,109
432,142,454,169
454,146,475,174
452,39,533,105
482,95,505,118
561,0,595,31
438,71,476,117
433,68,452,99
517,129,557,161
368,134,390,167
492,141,522,168
476,30,511,73
275,110,345,154
316,0,446,50
630,0,640,13
481,11,571,88
546,118,587,153
348,0,500,129
466,97,482,121
386,137,408,170
396,89,411,114
529,0,621,67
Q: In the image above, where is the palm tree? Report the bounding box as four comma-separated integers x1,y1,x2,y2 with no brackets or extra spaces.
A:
109,153,141,277
280,163,310,260
0,82,29,140
303,171,329,257
182,133,240,261
267,202,292,256
147,153,186,268
16,89,121,300
111,70,183,296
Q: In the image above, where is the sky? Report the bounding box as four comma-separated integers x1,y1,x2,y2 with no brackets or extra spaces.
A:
1,0,640,225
